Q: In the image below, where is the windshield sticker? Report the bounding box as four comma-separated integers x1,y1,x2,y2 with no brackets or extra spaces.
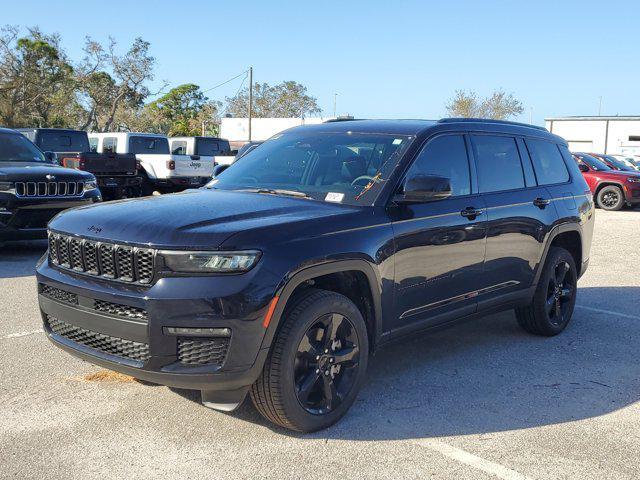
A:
392,138,403,145
325,192,344,203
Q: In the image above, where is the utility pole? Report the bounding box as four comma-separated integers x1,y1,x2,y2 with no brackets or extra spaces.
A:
598,96,602,116
529,107,533,125
333,93,337,118
201,120,206,136
248,66,253,142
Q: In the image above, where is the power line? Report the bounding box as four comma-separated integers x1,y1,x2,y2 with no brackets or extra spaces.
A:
202,70,249,94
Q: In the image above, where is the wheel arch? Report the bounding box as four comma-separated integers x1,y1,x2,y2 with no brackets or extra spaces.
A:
533,225,583,286
594,181,624,198
260,260,383,355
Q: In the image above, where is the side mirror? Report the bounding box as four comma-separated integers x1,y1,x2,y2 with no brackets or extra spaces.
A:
44,151,58,164
396,174,452,203
212,164,230,177
578,164,589,173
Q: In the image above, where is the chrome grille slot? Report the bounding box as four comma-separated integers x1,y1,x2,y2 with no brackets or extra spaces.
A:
48,232,155,285
14,180,83,197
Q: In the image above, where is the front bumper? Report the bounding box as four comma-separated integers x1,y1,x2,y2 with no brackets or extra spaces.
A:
36,258,274,392
0,194,100,240
623,183,640,204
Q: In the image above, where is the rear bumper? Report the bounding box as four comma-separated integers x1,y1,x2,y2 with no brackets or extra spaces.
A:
96,176,142,189
152,177,209,189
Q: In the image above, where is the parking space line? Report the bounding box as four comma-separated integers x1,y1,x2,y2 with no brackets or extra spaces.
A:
412,438,533,480
1,329,44,340
576,305,640,321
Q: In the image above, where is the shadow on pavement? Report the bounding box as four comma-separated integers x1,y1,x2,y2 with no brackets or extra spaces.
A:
213,286,640,439
0,240,47,279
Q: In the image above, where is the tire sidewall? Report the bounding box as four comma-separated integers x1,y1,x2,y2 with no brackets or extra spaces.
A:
278,293,369,432
597,185,624,211
534,247,577,334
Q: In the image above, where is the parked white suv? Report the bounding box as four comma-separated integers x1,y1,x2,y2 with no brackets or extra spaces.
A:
89,133,214,194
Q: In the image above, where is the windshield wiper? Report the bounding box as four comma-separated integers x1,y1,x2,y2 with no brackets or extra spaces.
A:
239,188,312,199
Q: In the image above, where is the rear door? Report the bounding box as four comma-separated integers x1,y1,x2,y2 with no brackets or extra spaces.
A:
470,134,558,309
388,133,487,333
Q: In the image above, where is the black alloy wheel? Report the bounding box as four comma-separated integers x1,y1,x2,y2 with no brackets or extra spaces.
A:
545,260,575,326
597,185,624,210
294,312,360,415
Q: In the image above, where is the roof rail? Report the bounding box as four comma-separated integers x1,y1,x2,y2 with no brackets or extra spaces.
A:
438,118,547,132
324,116,359,123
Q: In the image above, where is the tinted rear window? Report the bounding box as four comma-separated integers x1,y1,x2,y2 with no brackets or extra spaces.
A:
196,138,230,156
472,135,525,193
128,136,169,154
525,139,570,185
38,131,90,152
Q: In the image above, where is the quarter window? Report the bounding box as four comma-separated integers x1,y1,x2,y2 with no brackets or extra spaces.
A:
472,135,525,193
405,135,471,197
525,139,570,185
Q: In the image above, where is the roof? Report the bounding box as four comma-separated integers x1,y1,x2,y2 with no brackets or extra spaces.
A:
14,127,84,133
88,132,167,137
0,127,19,134
546,116,640,121
169,136,228,141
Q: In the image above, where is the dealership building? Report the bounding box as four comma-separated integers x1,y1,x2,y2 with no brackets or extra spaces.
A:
545,116,640,155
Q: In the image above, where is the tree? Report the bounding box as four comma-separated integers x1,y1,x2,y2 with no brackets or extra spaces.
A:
0,26,77,127
76,36,160,131
225,81,321,118
445,89,523,120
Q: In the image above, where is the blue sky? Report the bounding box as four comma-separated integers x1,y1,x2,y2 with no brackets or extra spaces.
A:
3,0,638,124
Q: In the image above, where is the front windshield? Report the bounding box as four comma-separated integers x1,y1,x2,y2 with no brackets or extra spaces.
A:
576,153,611,171
0,132,46,163
208,131,412,205
602,155,635,172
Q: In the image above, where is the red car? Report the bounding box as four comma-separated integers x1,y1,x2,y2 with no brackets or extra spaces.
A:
573,152,640,210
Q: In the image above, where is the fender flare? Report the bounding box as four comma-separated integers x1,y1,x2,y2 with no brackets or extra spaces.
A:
594,180,625,198
259,259,383,352
532,223,583,286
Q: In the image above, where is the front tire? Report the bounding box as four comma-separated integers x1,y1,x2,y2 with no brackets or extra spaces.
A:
516,246,577,336
250,289,369,432
597,185,624,211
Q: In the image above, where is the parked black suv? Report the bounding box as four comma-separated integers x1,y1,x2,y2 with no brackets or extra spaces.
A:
36,119,594,432
0,128,101,242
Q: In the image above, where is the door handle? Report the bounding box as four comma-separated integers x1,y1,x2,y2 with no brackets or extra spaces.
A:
460,207,483,219
533,197,551,208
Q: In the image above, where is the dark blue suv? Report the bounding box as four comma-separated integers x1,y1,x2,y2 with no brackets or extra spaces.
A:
36,118,595,432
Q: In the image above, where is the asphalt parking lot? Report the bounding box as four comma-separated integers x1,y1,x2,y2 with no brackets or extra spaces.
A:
1,209,640,480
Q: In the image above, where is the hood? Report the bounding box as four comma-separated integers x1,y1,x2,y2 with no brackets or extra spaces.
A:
49,188,359,249
0,163,94,182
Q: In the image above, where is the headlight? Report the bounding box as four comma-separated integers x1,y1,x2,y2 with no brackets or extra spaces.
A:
627,177,640,183
161,250,261,273
84,180,98,191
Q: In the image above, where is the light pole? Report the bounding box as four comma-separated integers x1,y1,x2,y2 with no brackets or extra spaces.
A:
248,66,253,142
333,93,338,118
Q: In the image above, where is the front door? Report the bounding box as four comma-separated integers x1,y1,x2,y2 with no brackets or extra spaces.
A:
388,133,487,334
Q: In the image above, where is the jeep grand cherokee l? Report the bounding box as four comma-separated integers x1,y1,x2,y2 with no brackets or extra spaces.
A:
36,119,594,432
0,128,101,242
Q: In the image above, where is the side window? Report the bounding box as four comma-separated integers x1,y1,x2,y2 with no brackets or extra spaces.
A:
525,139,570,185
89,138,98,153
472,135,525,193
172,141,187,155
103,137,118,153
405,134,471,197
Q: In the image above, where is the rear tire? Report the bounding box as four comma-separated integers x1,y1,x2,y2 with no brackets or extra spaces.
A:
596,185,624,211
516,247,577,336
250,289,369,432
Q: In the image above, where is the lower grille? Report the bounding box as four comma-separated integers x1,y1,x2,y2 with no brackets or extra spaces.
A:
46,315,149,363
40,284,78,305
178,337,230,366
94,299,147,321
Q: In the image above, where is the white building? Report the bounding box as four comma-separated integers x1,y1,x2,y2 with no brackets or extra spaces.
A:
220,117,331,149
545,116,640,154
